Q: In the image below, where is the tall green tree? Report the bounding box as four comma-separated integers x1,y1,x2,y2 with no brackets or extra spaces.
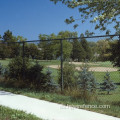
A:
38,31,76,61
0,44,8,59
39,34,54,60
48,33,58,59
96,40,110,61
3,30,20,58
3,30,17,43
80,34,92,61
0,35,7,59
24,43,40,59
109,39,120,67
16,36,27,42
57,31,74,60
71,39,85,61
88,41,98,61
58,31,78,38
62,40,73,60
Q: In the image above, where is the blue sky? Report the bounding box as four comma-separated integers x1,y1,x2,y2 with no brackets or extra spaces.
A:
0,0,116,40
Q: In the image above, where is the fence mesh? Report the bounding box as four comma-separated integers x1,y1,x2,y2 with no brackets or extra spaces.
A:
0,34,120,104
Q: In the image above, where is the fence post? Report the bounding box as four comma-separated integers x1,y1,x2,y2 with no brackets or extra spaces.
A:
22,42,25,80
60,39,63,92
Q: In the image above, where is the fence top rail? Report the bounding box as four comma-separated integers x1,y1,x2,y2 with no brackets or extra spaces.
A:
0,34,120,44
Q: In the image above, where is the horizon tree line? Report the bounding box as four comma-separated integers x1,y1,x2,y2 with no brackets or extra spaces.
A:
0,30,119,65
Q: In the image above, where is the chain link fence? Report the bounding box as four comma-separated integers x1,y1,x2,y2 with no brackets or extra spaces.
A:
0,34,120,101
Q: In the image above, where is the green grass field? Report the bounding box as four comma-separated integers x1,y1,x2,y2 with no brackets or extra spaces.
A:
94,71,120,83
90,61,114,67
0,105,42,120
0,59,10,66
0,58,118,68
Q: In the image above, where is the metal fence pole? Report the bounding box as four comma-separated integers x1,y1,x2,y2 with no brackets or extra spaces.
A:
22,42,25,80
60,39,63,92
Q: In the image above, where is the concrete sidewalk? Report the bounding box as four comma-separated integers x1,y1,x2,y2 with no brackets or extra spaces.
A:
0,91,120,120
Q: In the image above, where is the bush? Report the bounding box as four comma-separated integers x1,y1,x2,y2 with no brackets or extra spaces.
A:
3,58,58,91
0,63,3,76
0,57,30,88
58,62,76,90
7,56,30,80
45,68,59,92
77,64,98,101
100,72,117,94
0,63,9,78
27,61,46,90
26,62,59,91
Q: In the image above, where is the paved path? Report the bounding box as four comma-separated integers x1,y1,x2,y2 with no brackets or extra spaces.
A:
0,91,120,120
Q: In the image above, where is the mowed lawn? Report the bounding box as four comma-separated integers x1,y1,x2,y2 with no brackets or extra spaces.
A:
0,105,42,120
0,58,118,68
0,59,10,66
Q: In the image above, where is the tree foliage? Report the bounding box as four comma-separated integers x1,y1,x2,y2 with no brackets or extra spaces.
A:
0,63,3,76
3,30,14,42
109,39,120,67
0,44,8,59
96,40,110,61
71,38,85,61
1,30,24,58
80,34,92,60
38,34,55,60
24,43,40,59
77,64,97,93
7,56,30,80
38,31,77,60
45,68,59,92
100,72,117,94
58,62,76,89
50,0,120,34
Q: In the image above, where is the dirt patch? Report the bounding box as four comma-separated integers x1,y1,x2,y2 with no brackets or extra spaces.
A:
48,65,61,69
69,62,99,66
76,67,118,72
48,65,118,72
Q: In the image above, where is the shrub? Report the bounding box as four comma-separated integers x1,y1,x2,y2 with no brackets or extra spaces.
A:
7,56,30,80
0,63,9,78
2,67,9,78
100,72,117,94
45,68,59,92
0,63,3,76
1,56,30,88
26,61,46,90
27,62,59,91
77,64,98,101
4,58,59,90
58,62,76,90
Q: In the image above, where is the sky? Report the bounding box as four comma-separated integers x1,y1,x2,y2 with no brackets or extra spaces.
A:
0,0,116,40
